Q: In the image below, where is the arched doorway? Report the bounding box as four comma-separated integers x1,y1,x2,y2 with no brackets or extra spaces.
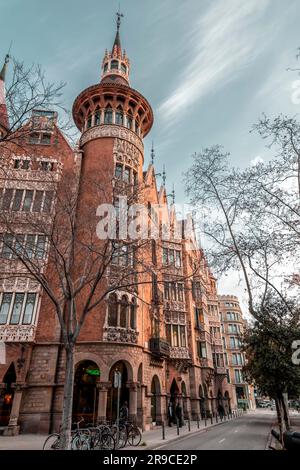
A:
169,378,179,424
0,363,16,426
107,361,129,423
72,361,100,425
150,375,161,424
224,391,231,413
199,384,205,419
181,382,188,419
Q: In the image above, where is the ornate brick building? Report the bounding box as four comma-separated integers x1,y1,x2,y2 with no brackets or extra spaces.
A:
0,18,237,435
218,295,256,410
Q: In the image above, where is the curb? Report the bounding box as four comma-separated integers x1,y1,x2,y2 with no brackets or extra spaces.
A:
145,416,243,450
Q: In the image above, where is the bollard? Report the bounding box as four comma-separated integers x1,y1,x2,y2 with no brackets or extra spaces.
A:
210,414,213,425
216,413,218,423
177,418,180,436
197,416,200,429
162,422,165,440
188,418,191,432
205,414,207,427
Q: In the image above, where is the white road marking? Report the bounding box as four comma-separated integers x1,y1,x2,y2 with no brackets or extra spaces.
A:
219,438,226,443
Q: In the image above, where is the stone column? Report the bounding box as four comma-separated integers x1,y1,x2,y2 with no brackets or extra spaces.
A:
3,383,26,436
96,382,111,424
128,382,139,423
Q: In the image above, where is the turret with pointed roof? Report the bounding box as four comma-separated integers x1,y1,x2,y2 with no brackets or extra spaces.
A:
0,54,9,135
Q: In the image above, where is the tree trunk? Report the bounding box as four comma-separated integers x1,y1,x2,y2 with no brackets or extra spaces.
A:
275,397,284,445
280,393,290,432
59,343,75,450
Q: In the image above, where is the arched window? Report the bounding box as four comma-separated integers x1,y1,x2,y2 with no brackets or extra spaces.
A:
130,298,137,329
108,293,118,327
94,109,101,126
111,60,119,70
104,106,113,124
115,107,123,125
87,114,92,129
120,295,128,328
121,63,127,74
127,111,133,130
104,63,108,72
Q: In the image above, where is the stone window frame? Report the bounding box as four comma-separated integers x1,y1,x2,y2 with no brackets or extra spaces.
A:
0,291,39,325
0,187,55,214
0,232,48,261
165,322,187,348
106,292,137,330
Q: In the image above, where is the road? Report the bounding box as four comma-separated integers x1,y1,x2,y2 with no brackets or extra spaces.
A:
157,410,277,450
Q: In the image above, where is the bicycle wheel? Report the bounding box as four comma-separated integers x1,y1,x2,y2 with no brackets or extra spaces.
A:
127,426,142,447
100,432,115,450
71,433,91,450
43,433,61,450
111,424,127,448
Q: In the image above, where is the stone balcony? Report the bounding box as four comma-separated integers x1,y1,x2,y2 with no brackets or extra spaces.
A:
0,324,36,342
214,366,227,376
103,327,139,344
169,346,190,359
149,337,170,358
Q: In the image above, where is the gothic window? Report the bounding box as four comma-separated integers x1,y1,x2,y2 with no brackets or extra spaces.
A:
40,133,51,145
123,166,130,183
177,283,184,302
130,298,137,329
121,63,127,74
12,190,23,211
115,107,123,125
127,114,133,130
0,293,13,324
180,325,186,347
172,325,179,347
87,115,92,128
111,60,119,70
115,163,123,179
175,250,182,267
164,282,170,300
108,293,118,327
33,191,43,212
22,293,37,324
104,107,113,124
43,191,54,213
120,295,128,328
133,171,138,186
104,63,108,72
94,110,101,126
0,292,37,325
23,190,34,212
10,293,25,324
162,248,168,265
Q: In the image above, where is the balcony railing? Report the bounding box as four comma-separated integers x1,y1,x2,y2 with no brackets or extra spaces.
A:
149,337,170,358
0,325,36,342
169,346,190,359
214,366,227,376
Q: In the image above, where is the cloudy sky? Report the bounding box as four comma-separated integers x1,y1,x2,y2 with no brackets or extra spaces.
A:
0,0,299,304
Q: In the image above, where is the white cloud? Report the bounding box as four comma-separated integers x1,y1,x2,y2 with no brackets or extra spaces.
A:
250,155,264,166
158,0,273,126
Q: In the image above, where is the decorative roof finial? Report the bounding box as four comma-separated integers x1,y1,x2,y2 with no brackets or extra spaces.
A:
162,165,166,187
116,4,124,32
171,184,175,204
151,141,155,165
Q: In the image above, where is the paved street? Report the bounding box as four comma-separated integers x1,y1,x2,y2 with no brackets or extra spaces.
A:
157,410,277,450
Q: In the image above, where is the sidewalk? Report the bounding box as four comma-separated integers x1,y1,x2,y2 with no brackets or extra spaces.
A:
266,411,300,450
135,410,246,450
0,410,246,450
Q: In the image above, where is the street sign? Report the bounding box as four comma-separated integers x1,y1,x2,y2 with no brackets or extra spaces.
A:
114,371,122,388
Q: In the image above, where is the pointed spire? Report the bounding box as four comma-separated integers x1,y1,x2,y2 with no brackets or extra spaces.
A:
112,7,124,54
0,54,9,82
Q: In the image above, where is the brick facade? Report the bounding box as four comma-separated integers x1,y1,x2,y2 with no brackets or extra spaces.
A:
0,23,242,434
